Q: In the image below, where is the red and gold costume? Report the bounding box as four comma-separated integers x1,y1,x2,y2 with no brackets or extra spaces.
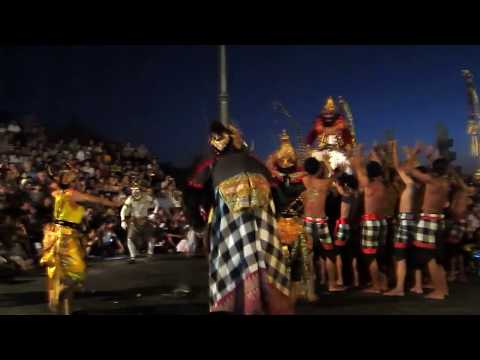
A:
306,97,354,173
306,97,353,150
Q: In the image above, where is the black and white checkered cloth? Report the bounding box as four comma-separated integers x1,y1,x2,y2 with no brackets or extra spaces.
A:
335,218,349,247
361,216,387,254
414,213,445,249
304,217,334,250
209,191,290,308
394,212,417,249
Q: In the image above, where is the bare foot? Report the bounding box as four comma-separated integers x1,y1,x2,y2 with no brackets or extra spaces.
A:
409,287,423,295
384,289,405,297
328,285,346,292
425,291,446,300
48,303,59,313
362,286,382,294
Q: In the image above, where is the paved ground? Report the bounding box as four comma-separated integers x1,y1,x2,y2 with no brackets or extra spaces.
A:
1,255,479,315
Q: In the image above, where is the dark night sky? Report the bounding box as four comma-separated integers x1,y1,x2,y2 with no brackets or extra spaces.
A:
0,45,478,171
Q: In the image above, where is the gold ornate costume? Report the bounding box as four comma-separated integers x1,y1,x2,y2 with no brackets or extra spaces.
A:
218,173,271,213
40,190,86,309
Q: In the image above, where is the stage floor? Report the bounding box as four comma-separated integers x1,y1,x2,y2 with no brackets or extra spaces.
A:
0,255,479,315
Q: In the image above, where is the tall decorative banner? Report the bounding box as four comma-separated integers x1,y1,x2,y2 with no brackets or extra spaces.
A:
462,69,480,180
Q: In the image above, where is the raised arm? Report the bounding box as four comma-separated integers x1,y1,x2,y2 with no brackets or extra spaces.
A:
69,190,120,208
448,166,475,194
321,153,334,177
349,144,369,189
333,181,350,197
390,140,415,185
404,165,432,184
265,154,281,178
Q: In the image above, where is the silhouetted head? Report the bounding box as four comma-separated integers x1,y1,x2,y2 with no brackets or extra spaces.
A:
415,165,429,174
366,161,384,179
304,157,327,178
432,158,449,176
337,173,359,191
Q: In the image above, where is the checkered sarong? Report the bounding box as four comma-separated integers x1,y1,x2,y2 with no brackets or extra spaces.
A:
334,218,349,247
209,190,290,312
394,212,417,249
304,217,334,250
447,219,467,245
413,213,445,250
361,214,387,255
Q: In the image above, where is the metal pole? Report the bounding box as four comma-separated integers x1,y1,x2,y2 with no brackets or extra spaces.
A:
218,45,229,125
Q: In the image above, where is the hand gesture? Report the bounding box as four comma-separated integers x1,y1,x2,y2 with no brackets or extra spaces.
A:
388,139,397,149
424,144,436,159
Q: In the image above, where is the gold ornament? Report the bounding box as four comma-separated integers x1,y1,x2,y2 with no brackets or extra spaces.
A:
467,120,480,158
273,130,298,169
323,96,336,113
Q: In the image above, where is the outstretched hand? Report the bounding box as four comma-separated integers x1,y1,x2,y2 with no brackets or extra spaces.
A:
424,144,436,159
388,139,397,149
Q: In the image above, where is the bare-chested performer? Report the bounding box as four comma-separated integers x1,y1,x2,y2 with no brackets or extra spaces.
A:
350,145,389,293
332,171,360,287
302,157,345,292
446,169,476,283
369,144,400,285
405,157,451,300
384,140,420,296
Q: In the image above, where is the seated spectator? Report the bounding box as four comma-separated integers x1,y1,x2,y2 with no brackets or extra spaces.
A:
122,142,134,160
81,161,95,178
76,148,86,162
7,120,21,134
87,223,125,258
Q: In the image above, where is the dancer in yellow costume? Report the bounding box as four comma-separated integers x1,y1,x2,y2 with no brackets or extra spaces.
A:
40,165,119,315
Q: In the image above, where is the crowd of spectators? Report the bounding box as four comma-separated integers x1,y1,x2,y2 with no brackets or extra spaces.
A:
0,117,192,276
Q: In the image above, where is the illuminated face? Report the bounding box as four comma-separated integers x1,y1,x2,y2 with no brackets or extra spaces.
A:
275,141,297,169
131,187,142,199
277,157,295,169
209,132,230,153
322,115,336,127
60,171,76,186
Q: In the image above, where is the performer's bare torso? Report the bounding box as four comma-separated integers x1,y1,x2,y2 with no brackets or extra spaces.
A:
302,176,332,218
363,179,388,215
422,177,450,214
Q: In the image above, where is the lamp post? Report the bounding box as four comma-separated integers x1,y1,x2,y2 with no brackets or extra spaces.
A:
218,45,229,126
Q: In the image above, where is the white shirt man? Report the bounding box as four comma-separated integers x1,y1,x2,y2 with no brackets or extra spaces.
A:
7,122,21,133
76,149,86,162
120,188,155,262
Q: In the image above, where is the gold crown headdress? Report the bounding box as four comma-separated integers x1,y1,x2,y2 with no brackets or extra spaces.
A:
322,96,336,114
274,130,297,169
